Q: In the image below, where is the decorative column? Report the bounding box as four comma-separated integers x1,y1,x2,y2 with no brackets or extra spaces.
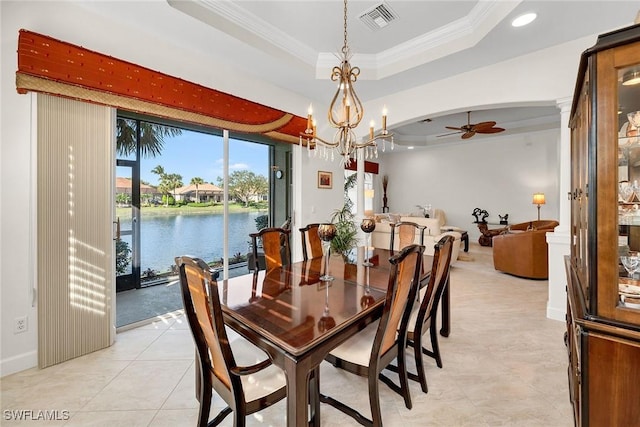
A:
546,97,572,321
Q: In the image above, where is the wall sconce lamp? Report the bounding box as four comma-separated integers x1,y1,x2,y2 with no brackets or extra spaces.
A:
532,192,545,221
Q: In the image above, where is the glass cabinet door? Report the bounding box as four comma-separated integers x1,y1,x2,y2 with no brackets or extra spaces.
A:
614,46,640,322
571,73,591,307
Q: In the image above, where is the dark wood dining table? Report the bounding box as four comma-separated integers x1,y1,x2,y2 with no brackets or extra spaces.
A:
217,247,448,427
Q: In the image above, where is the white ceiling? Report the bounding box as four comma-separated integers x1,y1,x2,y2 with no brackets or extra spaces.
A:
80,1,639,145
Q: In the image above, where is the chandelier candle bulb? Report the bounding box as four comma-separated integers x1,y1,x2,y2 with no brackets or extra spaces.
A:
369,120,375,139
345,100,351,124
307,104,313,130
382,107,387,132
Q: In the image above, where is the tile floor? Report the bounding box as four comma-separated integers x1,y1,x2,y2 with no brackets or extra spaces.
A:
1,244,573,426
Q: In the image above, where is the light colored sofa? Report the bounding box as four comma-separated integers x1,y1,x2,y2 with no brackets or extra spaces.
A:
371,215,461,263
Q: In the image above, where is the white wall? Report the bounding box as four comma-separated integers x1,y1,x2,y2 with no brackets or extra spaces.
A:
0,0,609,375
378,129,560,242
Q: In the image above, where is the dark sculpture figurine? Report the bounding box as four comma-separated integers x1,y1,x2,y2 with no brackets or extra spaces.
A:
499,214,509,225
472,208,489,223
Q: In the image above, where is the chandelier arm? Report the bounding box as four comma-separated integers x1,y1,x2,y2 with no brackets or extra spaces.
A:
346,71,364,127
366,132,394,144
311,135,339,148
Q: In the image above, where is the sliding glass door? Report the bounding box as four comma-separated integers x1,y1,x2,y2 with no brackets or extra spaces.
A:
115,114,291,327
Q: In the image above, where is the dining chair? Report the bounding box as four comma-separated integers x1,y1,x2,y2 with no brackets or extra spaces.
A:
176,256,287,427
299,223,323,260
403,235,454,393
249,227,291,271
321,244,425,427
389,221,426,251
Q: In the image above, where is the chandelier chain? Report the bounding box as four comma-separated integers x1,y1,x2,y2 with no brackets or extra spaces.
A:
342,0,348,55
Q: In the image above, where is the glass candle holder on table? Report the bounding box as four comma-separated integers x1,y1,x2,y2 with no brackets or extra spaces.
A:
317,223,337,282
360,218,376,267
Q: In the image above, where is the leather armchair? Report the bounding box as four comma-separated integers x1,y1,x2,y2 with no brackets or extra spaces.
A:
492,220,559,279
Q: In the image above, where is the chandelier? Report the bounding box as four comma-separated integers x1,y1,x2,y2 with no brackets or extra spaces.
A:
300,0,393,165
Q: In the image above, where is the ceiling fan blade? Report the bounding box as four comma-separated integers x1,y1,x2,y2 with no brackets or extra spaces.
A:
445,126,463,131
476,127,505,134
462,131,476,139
436,131,463,137
471,121,497,131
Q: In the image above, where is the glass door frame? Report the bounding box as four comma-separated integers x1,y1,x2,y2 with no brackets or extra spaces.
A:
116,155,141,292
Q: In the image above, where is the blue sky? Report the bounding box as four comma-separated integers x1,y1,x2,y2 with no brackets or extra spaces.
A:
137,129,269,186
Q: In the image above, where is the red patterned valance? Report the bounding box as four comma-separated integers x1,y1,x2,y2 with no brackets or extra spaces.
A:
16,29,307,144
345,160,379,174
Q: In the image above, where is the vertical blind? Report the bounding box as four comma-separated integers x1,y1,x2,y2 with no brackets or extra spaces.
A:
37,94,114,368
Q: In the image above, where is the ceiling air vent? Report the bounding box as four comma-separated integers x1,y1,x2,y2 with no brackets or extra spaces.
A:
358,2,398,31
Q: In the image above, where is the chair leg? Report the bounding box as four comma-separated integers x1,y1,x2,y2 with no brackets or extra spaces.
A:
413,334,429,394
428,325,443,368
197,385,212,427
368,374,383,427
231,409,245,427
397,349,412,410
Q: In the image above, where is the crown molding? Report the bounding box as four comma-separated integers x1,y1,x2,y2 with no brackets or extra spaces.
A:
167,0,317,67
170,0,521,81
318,0,521,80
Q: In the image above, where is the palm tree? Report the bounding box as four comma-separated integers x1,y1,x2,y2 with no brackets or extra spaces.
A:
166,173,183,204
116,119,182,158
151,165,169,206
151,165,165,178
190,177,204,203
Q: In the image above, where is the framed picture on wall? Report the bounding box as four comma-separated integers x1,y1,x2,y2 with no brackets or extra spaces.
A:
318,171,332,189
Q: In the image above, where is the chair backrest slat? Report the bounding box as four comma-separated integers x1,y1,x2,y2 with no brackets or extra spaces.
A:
299,223,323,260
250,227,291,271
376,244,424,358
177,256,235,390
417,236,454,331
390,222,426,251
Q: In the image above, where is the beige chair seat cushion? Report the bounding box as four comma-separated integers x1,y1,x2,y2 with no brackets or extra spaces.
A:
328,321,379,367
228,330,287,401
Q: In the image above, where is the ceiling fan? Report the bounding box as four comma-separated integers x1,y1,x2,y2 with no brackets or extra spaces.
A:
437,111,505,139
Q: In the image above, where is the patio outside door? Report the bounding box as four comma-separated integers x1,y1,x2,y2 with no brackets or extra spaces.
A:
116,160,141,291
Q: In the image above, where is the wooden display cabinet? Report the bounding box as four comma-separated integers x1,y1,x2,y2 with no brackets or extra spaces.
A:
566,23,640,427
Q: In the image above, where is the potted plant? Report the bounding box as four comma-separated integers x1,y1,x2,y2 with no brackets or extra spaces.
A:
329,173,358,258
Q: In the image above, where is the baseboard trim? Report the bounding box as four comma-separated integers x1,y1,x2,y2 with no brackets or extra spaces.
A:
1,350,38,377
546,305,566,322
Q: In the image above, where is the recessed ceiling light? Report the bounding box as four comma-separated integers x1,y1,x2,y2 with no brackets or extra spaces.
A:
407,146,414,150
512,12,537,27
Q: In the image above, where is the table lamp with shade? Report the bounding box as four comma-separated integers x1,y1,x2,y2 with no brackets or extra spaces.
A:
364,189,375,217
532,193,545,221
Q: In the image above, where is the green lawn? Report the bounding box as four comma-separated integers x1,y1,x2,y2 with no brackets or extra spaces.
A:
116,202,267,218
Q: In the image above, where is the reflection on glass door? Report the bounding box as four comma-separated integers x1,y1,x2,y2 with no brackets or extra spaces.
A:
115,161,140,291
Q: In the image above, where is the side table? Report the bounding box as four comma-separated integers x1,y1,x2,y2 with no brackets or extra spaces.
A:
442,228,469,252
475,222,507,247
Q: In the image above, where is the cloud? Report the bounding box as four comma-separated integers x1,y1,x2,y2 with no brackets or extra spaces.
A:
214,158,249,170
229,163,249,170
